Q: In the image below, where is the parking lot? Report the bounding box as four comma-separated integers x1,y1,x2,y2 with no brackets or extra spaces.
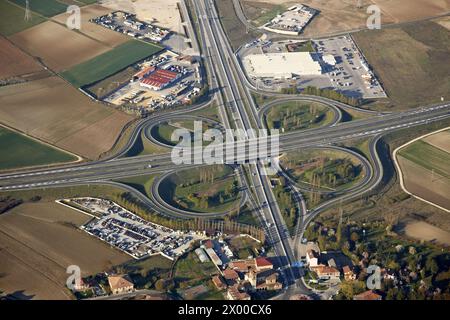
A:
67,198,202,260
239,36,386,99
316,35,386,99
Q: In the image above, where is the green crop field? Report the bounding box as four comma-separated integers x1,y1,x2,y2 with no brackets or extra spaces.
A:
265,101,334,132
0,126,76,170
399,140,450,178
10,0,67,18
0,0,46,36
61,40,163,88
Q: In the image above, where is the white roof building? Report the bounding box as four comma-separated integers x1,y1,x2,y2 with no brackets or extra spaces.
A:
244,52,322,79
322,54,336,66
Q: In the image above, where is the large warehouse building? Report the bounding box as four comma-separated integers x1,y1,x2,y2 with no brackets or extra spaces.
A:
244,52,322,79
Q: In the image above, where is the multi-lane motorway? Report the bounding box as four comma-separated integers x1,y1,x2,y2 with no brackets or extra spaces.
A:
0,0,450,298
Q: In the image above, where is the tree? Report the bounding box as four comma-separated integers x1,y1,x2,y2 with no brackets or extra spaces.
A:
154,279,167,291
426,258,439,275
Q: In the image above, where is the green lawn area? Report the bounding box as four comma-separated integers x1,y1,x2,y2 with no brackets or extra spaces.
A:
10,0,67,17
125,131,169,157
151,121,216,147
0,126,76,170
0,0,46,36
265,101,334,132
61,40,163,87
119,255,173,289
115,174,158,198
159,165,241,213
187,102,220,122
399,140,450,178
229,235,262,259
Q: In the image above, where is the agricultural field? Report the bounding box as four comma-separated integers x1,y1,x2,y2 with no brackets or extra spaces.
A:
0,37,43,79
397,137,450,211
353,20,450,110
159,165,241,213
9,20,111,72
264,101,334,132
61,40,163,88
0,126,76,171
0,0,45,36
0,202,130,299
0,76,134,159
280,149,364,191
52,4,130,47
423,129,450,152
9,0,67,17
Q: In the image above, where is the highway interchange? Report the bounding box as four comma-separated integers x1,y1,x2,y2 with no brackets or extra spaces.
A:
0,0,450,299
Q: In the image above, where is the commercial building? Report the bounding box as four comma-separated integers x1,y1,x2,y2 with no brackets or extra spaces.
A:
140,68,180,91
195,247,209,263
244,52,322,79
206,247,223,266
262,4,318,35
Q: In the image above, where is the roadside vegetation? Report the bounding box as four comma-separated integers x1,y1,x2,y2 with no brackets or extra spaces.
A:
264,101,334,132
281,86,361,107
280,149,363,192
159,165,241,213
214,0,257,50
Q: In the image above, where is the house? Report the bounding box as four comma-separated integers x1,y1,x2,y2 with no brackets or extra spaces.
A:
212,275,227,290
108,275,134,295
353,290,382,301
246,268,282,291
343,265,356,281
306,249,319,267
313,265,340,281
255,257,273,272
227,285,251,300
223,268,240,284
73,278,90,291
229,257,273,273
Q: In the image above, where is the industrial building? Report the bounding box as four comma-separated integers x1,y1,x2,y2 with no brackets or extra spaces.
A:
139,68,180,90
244,52,322,79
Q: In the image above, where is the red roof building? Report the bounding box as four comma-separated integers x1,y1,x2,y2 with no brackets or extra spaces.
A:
255,257,273,271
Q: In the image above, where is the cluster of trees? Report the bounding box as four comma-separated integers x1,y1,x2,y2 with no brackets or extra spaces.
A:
280,86,361,107
303,158,360,188
184,180,239,210
305,219,450,300
115,192,265,242
274,184,297,233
